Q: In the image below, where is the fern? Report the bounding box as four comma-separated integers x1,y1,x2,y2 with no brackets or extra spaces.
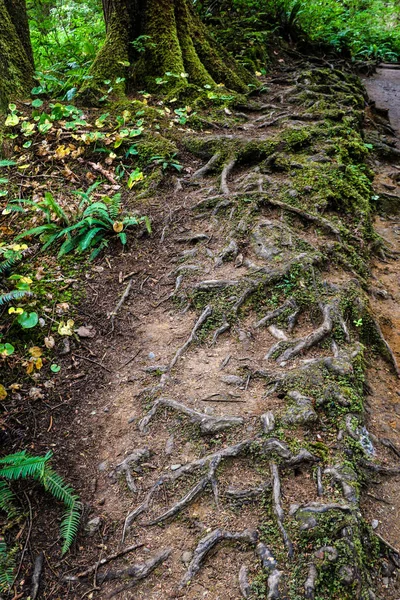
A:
0,538,16,592
0,290,31,307
60,497,81,554
0,451,51,480
0,257,21,277
0,482,18,519
108,193,122,220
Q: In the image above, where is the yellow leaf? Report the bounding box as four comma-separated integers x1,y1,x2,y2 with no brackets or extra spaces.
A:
0,385,7,401
26,362,34,375
55,145,71,158
35,358,43,370
255,71,262,76
58,319,74,336
113,221,124,233
20,276,32,284
29,346,43,358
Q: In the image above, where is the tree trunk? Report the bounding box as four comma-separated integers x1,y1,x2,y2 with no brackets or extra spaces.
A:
0,0,34,110
84,0,254,101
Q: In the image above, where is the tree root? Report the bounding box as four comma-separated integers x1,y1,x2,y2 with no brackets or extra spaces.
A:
266,303,334,364
116,448,150,493
103,549,171,598
221,158,237,195
290,502,353,515
239,564,252,598
316,466,324,497
153,274,183,307
304,564,318,599
371,317,400,377
270,462,294,558
192,152,221,179
225,482,271,502
254,299,296,329
109,278,133,333
138,397,243,435
215,239,239,267
179,528,258,588
211,316,230,345
324,465,359,503
169,305,212,369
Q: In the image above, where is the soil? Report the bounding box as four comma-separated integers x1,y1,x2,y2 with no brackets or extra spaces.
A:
4,59,400,600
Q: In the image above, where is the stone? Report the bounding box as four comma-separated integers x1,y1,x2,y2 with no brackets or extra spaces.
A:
371,519,379,530
261,411,275,434
338,565,355,585
98,461,107,472
282,391,317,425
171,464,181,471
85,516,101,536
181,551,193,566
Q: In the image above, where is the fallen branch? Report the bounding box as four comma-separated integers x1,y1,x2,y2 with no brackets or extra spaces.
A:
65,543,144,581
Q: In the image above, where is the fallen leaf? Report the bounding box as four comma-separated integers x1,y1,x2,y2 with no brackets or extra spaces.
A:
0,385,7,401
44,336,55,349
29,346,43,358
113,221,123,233
58,319,75,336
75,326,96,338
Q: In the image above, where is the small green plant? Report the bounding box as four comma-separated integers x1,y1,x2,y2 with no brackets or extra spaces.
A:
0,451,80,592
131,34,156,53
353,318,363,328
15,191,151,260
150,153,183,172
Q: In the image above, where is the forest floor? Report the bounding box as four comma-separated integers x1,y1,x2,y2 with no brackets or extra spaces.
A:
2,57,400,600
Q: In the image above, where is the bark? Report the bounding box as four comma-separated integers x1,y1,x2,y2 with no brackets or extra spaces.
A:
0,0,34,110
4,0,34,65
84,0,254,100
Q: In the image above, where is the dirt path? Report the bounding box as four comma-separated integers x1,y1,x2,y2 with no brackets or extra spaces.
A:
364,64,400,141
47,63,400,599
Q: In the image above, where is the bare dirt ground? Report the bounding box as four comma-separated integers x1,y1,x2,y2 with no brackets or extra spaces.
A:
10,61,400,600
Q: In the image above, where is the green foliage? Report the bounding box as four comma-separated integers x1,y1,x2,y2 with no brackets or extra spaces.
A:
0,451,80,592
14,190,151,260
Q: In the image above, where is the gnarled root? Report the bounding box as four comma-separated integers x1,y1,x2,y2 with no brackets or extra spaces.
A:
103,549,171,598
239,564,252,598
254,299,297,329
221,158,237,195
179,528,258,588
116,448,150,493
138,397,243,435
270,462,294,558
304,564,318,599
192,152,221,179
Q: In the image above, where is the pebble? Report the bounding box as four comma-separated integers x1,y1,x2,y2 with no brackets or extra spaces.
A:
371,519,379,530
85,516,101,536
98,461,107,472
171,464,181,471
181,551,193,566
148,352,156,360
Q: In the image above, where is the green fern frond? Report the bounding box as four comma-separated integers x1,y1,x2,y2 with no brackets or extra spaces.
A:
0,482,18,519
0,451,51,480
0,538,16,592
60,497,81,554
43,192,70,225
41,467,76,507
108,193,122,220
0,289,31,307
0,256,21,277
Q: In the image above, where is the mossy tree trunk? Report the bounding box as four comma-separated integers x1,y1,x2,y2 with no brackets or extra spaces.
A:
83,0,254,100
0,0,34,110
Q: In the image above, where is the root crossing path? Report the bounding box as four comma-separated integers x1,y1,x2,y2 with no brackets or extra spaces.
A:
60,62,400,599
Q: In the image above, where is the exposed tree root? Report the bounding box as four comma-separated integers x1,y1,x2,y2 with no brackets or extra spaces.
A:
371,317,400,377
169,305,212,369
239,564,252,598
211,316,230,345
270,462,294,558
179,528,258,588
254,299,296,329
266,303,334,364
221,158,237,195
215,239,239,267
324,465,359,503
304,563,318,599
192,152,221,179
116,448,150,493
225,481,271,502
316,466,324,497
138,397,243,435
103,549,171,598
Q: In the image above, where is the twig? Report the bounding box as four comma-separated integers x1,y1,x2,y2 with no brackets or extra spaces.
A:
109,278,133,332
73,354,112,373
65,543,144,581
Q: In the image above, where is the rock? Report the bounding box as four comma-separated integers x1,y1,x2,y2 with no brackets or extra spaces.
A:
148,352,156,360
371,519,379,530
181,551,193,566
235,253,244,267
220,374,245,386
59,338,70,355
85,516,101,536
75,325,96,338
338,565,355,585
261,411,275,434
98,462,107,472
165,435,174,455
267,325,288,341
282,391,317,425
171,464,181,471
